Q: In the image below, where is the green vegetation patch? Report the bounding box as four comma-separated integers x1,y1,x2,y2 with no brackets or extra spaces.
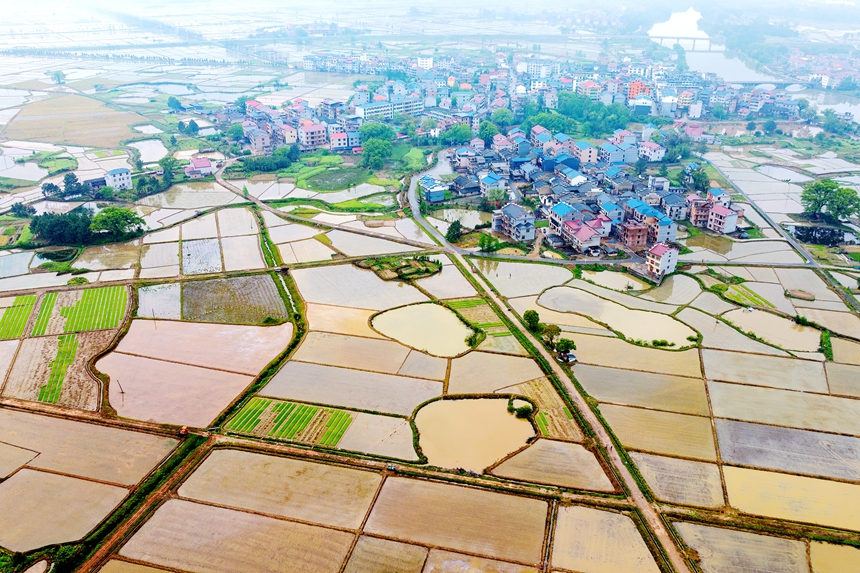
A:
38,334,78,403
0,295,37,340
357,255,441,281
31,292,58,336
301,168,372,191
60,286,127,332
724,284,775,308
225,398,354,447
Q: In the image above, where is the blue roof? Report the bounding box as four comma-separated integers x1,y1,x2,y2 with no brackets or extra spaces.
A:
605,167,622,178
482,173,502,184
601,201,620,211
551,203,575,217
710,188,726,196
107,168,129,175
535,132,552,144
574,141,594,150
600,143,620,152
554,133,571,142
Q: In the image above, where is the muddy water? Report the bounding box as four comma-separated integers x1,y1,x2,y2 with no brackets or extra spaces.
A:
723,308,820,352
415,398,534,471
685,234,735,255
128,139,169,163
137,181,236,209
372,303,471,357
431,209,492,229
582,270,647,292
72,242,140,271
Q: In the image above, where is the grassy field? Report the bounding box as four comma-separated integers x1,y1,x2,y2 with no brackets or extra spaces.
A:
0,295,36,340
2,94,146,147
226,398,354,446
39,333,79,403
302,168,372,191
60,286,127,332
724,284,776,308
31,292,57,336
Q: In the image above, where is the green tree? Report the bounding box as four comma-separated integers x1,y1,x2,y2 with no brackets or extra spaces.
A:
556,338,576,354
746,121,757,131
477,233,500,252
634,158,648,176
421,118,437,131
9,203,35,218
542,324,561,346
167,96,183,111
478,120,499,145
288,144,301,162
711,104,727,120
822,108,844,134
826,187,860,220
801,178,840,218
486,187,508,206
186,120,200,136
30,210,94,245
96,186,116,200
763,119,777,134
691,169,710,192
51,71,66,84
158,156,178,187
491,108,514,127
362,138,393,169
235,95,252,114
445,220,463,243
439,123,473,146
523,309,540,331
90,207,145,237
359,122,394,143
41,182,61,198
226,123,244,140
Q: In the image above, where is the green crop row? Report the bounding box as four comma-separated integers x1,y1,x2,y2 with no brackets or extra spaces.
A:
226,398,272,433
475,322,505,329
269,402,319,439
60,286,127,332
319,410,353,446
30,292,57,337
447,298,486,309
0,295,36,340
490,331,514,337
535,411,550,435
39,334,78,403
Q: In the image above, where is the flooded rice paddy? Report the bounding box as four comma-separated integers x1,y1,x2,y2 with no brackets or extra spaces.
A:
581,270,647,292
372,303,471,357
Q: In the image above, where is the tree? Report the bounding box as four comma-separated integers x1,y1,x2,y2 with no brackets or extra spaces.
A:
9,203,35,218
746,121,756,131
177,121,186,134
634,158,648,176
445,220,463,243
477,233,500,252
491,108,514,127
691,169,710,192
359,122,394,143
96,186,116,200
41,182,61,198
542,324,561,346
826,187,860,221
439,123,473,146
523,310,540,332
478,120,499,145
711,104,727,120
226,123,244,140
158,156,178,187
288,144,301,162
62,173,83,198
801,178,840,218
361,138,393,169
30,210,94,245
167,96,183,111
235,95,252,114
486,187,508,206
763,119,777,134
421,118,437,131
822,108,844,134
51,71,66,84
186,120,200,136
556,338,576,354
90,207,146,237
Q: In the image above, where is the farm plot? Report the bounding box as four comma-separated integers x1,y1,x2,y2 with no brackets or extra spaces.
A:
0,252,33,278
450,298,527,356
181,274,288,325
267,221,320,244
573,335,702,377
551,505,660,573
690,291,738,315
181,213,219,240
138,182,237,210
110,320,293,374
415,398,534,471
181,238,222,275
572,279,678,313
600,404,717,461
722,309,820,352
582,269,649,292
305,303,382,339
292,264,427,310
338,413,418,460
30,286,127,336
372,303,471,357
343,536,428,573
489,439,614,491
326,229,422,257
676,308,788,356
261,361,441,416
293,331,411,374
475,259,573,297
716,419,860,481
0,442,37,479
217,207,258,237
539,286,696,347
501,378,584,442
629,452,724,508
0,340,16,381
724,467,860,531
0,294,36,339
3,330,114,410
509,295,613,336
832,337,860,365
640,274,701,305
574,364,710,416
99,352,254,427
811,542,860,573
797,308,860,339
415,265,477,299
142,225,180,244
673,522,808,573
280,238,338,263
448,351,543,394
118,499,354,573
0,409,178,485
225,397,356,448
703,349,826,392
72,241,139,271
179,450,381,529
364,477,548,565
221,235,265,271
398,350,447,380
137,283,181,320
827,362,860,397
139,242,179,269
0,469,129,553
774,268,842,302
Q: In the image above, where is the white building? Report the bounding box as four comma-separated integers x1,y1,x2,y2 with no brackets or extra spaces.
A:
417,57,434,70
646,243,678,279
105,168,132,190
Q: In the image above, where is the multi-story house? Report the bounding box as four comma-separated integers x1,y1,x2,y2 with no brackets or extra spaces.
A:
687,196,711,227
572,141,599,164
492,203,535,242
298,122,328,150
617,221,648,249
247,129,272,155
638,141,666,162
707,204,738,234
646,243,679,279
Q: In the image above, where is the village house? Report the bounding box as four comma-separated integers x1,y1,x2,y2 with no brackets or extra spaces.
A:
646,243,679,279
707,204,738,234
184,158,214,179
